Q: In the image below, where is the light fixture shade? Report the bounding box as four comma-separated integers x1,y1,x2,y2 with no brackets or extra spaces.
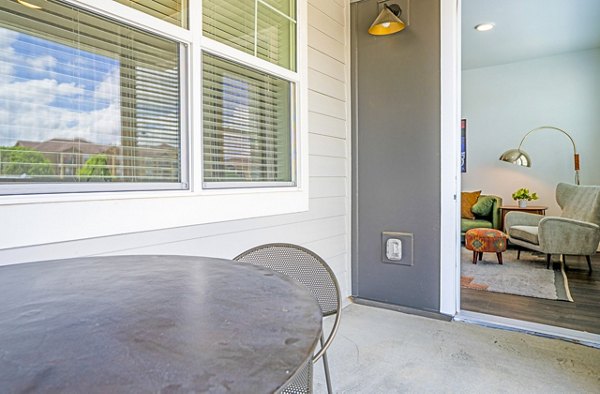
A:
499,148,531,167
368,5,406,36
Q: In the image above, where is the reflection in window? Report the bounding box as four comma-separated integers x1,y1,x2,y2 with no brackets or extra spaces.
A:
203,53,293,185
203,0,296,71
114,0,188,28
0,0,182,189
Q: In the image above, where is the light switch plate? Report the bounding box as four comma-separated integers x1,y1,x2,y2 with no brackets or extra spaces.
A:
382,231,413,266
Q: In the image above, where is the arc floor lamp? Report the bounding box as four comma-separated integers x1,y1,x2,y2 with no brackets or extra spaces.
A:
499,126,580,185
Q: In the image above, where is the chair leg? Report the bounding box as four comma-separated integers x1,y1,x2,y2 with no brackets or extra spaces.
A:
320,334,333,394
517,249,521,260
586,255,592,273
546,254,552,269
472,251,477,264
496,252,503,265
478,252,483,261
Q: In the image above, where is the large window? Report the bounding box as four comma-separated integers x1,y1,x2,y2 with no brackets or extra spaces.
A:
0,0,184,193
0,0,301,195
202,0,297,187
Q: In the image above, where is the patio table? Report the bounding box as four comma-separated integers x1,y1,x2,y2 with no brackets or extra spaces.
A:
0,255,322,393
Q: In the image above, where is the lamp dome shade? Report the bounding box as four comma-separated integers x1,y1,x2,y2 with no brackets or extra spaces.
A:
368,5,405,36
499,148,531,167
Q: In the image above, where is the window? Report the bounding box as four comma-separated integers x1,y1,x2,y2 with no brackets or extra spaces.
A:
203,0,296,71
114,0,188,28
0,0,302,196
0,0,185,194
202,0,298,187
202,53,293,186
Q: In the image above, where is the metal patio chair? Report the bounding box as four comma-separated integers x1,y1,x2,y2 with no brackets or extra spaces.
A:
234,243,342,394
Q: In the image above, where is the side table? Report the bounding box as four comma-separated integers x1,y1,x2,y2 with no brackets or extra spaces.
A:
500,205,548,231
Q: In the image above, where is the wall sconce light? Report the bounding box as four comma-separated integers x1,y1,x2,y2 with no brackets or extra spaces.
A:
368,2,406,36
499,126,580,185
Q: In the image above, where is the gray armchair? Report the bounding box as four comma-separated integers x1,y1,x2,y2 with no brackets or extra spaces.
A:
505,183,600,271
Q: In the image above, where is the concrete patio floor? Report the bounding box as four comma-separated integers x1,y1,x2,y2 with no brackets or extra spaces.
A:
313,304,600,393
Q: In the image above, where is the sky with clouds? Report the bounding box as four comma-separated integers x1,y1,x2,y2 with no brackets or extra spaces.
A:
0,26,121,147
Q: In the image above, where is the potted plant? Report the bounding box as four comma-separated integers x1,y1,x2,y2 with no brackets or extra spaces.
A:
512,188,538,208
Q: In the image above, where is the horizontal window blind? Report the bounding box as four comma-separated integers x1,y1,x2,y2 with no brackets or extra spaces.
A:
114,0,188,28
0,0,183,188
203,0,296,71
202,53,293,185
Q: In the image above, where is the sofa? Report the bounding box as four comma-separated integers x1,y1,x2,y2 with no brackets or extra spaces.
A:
461,194,503,240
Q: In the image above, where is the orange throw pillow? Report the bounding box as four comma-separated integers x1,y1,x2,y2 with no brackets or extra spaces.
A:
461,191,481,220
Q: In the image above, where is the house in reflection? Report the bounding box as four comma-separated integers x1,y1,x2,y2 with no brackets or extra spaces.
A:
13,138,179,182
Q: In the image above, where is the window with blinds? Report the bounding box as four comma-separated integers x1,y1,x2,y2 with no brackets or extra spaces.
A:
203,0,296,71
114,0,188,28
202,0,297,188
202,53,293,186
0,0,184,192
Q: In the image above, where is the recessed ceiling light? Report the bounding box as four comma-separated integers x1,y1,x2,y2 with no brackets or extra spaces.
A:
17,0,44,9
475,23,495,32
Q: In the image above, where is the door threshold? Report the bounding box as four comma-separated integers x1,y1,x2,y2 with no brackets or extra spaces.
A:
455,310,600,349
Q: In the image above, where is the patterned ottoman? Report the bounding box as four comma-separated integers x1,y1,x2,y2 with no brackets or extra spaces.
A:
465,228,508,265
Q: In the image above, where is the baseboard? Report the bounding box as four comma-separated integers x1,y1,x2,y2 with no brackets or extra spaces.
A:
350,296,452,321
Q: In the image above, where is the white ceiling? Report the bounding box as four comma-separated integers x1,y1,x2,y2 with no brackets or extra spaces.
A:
462,0,600,69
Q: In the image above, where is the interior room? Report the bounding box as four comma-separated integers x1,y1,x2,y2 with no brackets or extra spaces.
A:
0,0,598,392
459,0,600,335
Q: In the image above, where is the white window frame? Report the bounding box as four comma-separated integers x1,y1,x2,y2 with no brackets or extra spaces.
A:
198,2,301,190
0,0,309,250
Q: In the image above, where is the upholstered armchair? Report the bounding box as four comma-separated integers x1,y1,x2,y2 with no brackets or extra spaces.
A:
505,183,600,271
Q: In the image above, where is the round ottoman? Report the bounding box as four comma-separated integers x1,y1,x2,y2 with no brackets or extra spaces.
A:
465,228,508,264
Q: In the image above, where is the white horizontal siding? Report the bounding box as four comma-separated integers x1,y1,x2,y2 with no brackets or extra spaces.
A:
309,133,346,158
309,0,345,26
309,90,346,119
0,0,352,298
308,26,345,61
309,48,345,82
309,111,346,138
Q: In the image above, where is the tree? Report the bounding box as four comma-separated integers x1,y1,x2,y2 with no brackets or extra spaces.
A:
78,154,111,181
0,146,54,176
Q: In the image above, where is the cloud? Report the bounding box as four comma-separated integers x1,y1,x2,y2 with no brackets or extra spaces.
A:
0,27,18,49
26,54,57,71
0,79,84,105
0,28,17,81
56,81,85,96
93,66,120,102
0,70,121,146
0,26,123,147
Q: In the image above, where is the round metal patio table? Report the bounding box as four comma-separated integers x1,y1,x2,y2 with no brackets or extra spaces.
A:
0,255,323,393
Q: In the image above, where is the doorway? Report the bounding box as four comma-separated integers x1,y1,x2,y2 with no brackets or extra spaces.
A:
456,0,600,338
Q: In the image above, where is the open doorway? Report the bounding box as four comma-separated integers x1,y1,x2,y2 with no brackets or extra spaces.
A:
458,0,600,335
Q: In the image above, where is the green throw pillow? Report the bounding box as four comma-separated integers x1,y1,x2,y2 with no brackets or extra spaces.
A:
471,196,495,217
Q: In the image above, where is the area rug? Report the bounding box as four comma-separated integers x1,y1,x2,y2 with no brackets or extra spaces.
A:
461,248,573,302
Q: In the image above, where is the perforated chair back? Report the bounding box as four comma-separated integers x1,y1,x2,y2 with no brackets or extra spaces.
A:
235,243,339,317
234,243,341,394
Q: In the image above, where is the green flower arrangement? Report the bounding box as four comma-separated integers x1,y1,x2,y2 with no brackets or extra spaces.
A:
512,188,539,202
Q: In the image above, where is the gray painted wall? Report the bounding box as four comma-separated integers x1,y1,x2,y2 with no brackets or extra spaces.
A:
351,0,441,311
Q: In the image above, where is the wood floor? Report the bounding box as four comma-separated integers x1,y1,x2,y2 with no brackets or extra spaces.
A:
461,252,600,335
